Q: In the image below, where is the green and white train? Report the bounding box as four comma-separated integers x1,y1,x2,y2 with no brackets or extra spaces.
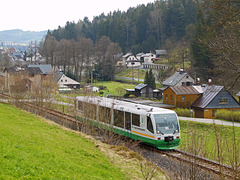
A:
75,96,180,149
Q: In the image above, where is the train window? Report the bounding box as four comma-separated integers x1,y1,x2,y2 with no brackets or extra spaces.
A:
99,106,111,124
147,116,154,133
132,113,140,127
88,103,96,120
114,110,124,128
78,101,83,110
125,112,131,130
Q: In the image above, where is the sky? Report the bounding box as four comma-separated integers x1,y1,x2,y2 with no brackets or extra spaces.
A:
1,0,155,32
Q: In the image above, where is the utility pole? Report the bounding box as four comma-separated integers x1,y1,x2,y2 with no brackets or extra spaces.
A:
131,62,134,84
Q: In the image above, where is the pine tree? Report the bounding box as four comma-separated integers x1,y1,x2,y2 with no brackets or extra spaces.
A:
144,69,156,89
144,71,149,85
148,69,156,89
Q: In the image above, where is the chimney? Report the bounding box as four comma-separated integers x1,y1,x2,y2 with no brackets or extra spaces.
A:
196,78,200,85
179,69,184,74
208,79,212,85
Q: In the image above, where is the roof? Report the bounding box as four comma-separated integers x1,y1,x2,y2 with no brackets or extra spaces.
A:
123,53,132,58
169,86,200,95
191,85,224,109
4,66,42,74
28,64,52,75
53,71,64,82
155,50,167,55
27,67,42,74
162,71,190,86
134,83,147,90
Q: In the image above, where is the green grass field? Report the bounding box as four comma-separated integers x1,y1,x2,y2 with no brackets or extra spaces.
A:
116,69,146,79
95,81,135,96
0,103,128,179
179,120,240,165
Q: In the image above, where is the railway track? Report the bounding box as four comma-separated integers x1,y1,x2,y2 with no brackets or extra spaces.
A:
141,144,239,179
0,93,239,179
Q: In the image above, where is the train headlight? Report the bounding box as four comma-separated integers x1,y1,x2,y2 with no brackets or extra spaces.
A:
157,130,160,134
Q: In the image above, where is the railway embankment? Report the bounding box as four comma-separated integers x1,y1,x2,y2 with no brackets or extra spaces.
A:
0,101,167,179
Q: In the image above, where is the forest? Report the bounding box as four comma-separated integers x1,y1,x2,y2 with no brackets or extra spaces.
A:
39,0,240,90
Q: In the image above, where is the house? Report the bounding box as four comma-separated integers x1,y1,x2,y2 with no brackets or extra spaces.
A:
134,83,153,98
162,69,195,88
126,59,141,68
163,86,200,108
54,71,80,89
191,85,240,118
155,50,167,58
4,65,42,92
28,64,53,75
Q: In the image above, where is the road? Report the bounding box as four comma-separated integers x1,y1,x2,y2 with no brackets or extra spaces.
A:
179,116,240,127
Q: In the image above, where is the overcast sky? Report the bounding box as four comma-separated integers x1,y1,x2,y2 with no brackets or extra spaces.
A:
1,0,155,32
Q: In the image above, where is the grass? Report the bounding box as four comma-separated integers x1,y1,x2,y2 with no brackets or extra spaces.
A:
116,69,146,79
0,103,167,179
0,103,128,179
94,81,135,96
179,120,240,166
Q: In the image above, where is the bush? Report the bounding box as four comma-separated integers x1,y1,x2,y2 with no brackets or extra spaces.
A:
174,108,194,117
215,110,240,122
99,91,104,95
129,94,135,98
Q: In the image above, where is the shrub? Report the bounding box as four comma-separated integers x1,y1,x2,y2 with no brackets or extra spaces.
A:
174,108,194,117
129,94,135,98
99,91,104,95
215,110,240,122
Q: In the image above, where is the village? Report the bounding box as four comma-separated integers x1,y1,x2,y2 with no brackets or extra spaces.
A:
1,46,240,120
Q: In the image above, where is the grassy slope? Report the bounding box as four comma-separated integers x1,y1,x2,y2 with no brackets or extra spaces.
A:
0,103,127,179
179,120,240,165
116,69,146,79
95,81,135,96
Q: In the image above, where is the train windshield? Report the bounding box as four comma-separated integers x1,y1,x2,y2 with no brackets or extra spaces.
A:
154,113,179,135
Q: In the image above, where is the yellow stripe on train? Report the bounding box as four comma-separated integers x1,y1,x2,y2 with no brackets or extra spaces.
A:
132,130,154,139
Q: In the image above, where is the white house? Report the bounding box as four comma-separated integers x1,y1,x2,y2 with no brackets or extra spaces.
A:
54,72,80,89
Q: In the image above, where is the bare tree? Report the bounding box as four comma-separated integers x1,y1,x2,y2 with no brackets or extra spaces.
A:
43,35,57,66
201,0,240,89
77,37,93,84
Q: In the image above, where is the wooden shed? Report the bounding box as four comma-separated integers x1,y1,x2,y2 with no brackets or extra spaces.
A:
134,83,153,98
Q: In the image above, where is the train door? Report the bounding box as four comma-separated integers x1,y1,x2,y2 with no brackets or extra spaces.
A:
125,111,131,137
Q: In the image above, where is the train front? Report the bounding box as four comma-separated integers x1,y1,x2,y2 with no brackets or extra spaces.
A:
152,112,180,149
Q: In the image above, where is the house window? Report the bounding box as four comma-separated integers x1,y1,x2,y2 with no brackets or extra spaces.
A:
165,95,168,102
182,96,185,102
219,98,228,104
212,110,215,117
65,79,67,82
170,95,173,103
61,79,63,82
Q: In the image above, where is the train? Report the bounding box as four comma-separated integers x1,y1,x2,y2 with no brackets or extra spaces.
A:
75,96,180,150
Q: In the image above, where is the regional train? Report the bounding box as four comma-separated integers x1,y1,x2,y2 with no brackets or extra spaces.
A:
75,96,180,149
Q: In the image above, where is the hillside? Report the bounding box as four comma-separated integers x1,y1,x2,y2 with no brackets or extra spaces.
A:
0,29,47,43
0,103,127,179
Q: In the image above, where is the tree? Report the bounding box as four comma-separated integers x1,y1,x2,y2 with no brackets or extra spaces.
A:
148,69,156,89
144,70,149,85
196,0,240,89
77,37,94,84
144,69,156,89
94,36,122,81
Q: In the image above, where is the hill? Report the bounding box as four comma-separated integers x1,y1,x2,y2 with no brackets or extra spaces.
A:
0,103,127,179
0,29,47,43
